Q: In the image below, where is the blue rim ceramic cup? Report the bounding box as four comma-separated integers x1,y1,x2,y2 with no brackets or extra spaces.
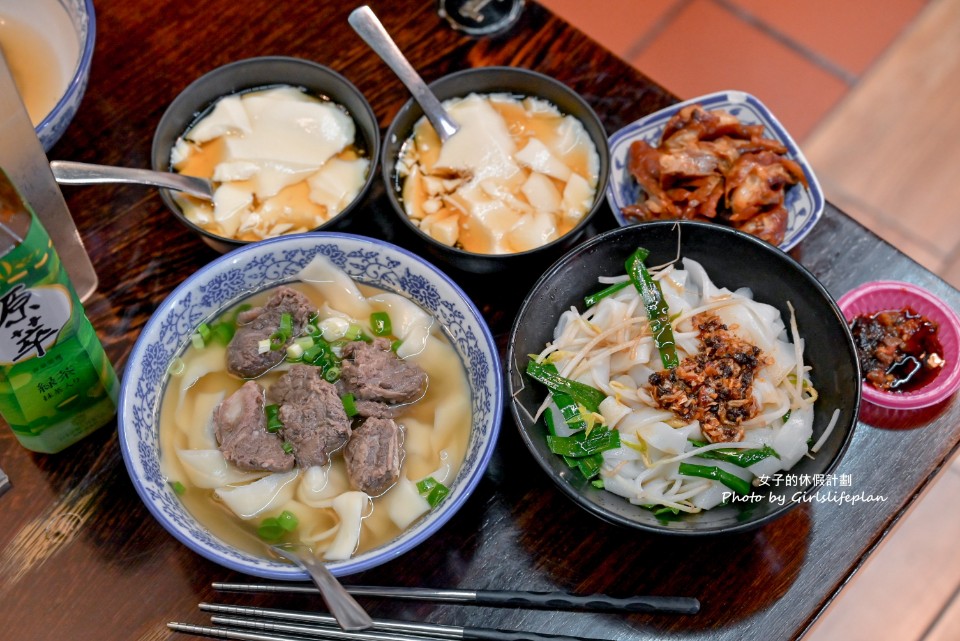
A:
34,0,96,151
118,233,503,578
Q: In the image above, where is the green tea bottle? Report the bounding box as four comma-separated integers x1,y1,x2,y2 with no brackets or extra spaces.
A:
0,169,118,453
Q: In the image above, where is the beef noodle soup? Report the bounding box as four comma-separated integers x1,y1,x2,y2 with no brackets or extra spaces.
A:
157,255,471,560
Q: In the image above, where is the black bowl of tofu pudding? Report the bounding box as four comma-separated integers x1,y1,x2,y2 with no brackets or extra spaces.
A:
382,66,610,274
507,221,861,534
152,56,380,253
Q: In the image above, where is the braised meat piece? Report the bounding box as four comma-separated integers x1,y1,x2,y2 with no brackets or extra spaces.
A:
622,104,808,246
648,313,770,443
215,381,294,472
340,338,427,405
343,417,402,495
267,365,351,467
226,286,314,379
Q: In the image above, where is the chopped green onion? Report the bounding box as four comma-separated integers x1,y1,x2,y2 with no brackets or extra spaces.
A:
211,322,235,346
269,313,293,350
303,342,329,364
228,303,253,324
276,510,299,532
688,440,780,467
167,357,185,377
258,338,272,354
295,336,315,350
265,404,283,433
390,339,403,353
626,247,679,369
169,480,186,495
370,311,392,337
678,462,752,495
584,280,630,307
281,441,294,455
257,510,299,541
782,410,792,423
341,393,358,418
526,360,605,413
416,477,450,508
286,343,305,360
307,311,320,326
190,333,205,350
344,323,364,341
590,478,605,489
197,323,212,343
324,366,341,383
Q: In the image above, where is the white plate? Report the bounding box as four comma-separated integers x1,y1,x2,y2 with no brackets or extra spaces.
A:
606,90,824,251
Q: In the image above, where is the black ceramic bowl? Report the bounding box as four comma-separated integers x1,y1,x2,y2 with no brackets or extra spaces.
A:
152,56,380,253
507,221,861,534
381,66,610,274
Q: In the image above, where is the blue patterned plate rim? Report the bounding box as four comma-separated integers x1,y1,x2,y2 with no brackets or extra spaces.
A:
118,231,503,579
605,90,824,252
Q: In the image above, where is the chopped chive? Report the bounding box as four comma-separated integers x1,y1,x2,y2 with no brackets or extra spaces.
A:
526,360,605,413
678,462,752,495
590,478,605,489
546,429,620,458
370,311,392,337
584,280,630,307
688,440,780,467
626,247,679,369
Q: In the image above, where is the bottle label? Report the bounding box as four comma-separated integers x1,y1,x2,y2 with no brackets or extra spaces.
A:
0,180,118,452
0,282,72,363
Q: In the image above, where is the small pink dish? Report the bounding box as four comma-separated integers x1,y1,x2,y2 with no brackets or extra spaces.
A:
837,281,960,410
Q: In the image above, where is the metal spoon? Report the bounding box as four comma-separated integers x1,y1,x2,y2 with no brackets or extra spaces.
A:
269,544,373,631
49,160,214,200
348,5,460,143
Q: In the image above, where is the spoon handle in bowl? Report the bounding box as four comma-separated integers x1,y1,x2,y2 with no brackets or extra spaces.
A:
49,160,214,200
348,6,460,142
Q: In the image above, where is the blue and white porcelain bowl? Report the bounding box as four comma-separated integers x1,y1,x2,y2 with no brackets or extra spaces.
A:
1,0,97,151
118,233,503,579
606,91,824,252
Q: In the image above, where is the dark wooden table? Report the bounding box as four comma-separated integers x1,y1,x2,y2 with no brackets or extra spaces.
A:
2,1,959,640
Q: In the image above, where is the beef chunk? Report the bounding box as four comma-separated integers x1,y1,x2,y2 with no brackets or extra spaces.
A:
226,286,314,379
266,365,351,467
340,338,426,404
343,417,402,495
215,381,294,472
352,399,401,419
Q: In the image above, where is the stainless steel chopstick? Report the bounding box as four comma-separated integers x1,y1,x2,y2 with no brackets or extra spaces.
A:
212,582,700,615
201,603,613,641
169,622,406,641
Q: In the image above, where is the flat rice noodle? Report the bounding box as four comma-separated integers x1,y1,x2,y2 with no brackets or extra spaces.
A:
176,449,267,488
299,254,371,321
367,292,434,359
288,498,339,545
324,491,369,560
384,475,431,530
599,396,631,429
637,420,687,455
617,408,676,439
399,417,436,478
431,393,470,461
174,345,228,430
215,469,299,520
683,258,730,302
188,390,225,450
297,464,352,507
764,403,813,472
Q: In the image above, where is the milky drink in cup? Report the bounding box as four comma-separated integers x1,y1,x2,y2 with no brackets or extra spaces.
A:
0,169,118,453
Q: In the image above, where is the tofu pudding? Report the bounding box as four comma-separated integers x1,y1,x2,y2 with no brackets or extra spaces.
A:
396,93,601,255
170,86,369,242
